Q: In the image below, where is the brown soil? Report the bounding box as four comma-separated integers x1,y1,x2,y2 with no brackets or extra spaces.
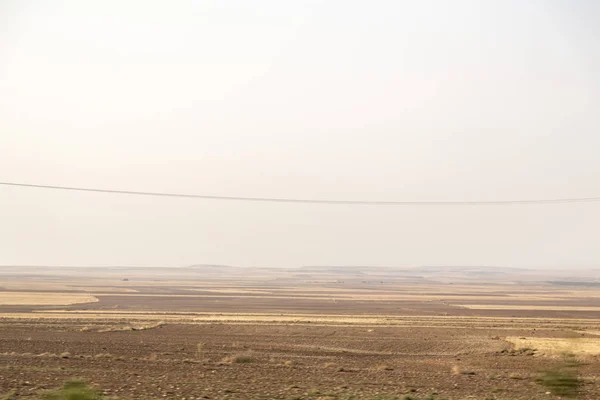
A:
0,321,599,399
1,266,600,399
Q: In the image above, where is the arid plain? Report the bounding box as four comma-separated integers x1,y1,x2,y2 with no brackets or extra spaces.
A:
1,265,600,399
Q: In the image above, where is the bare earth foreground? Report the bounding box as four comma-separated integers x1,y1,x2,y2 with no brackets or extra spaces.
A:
1,265,600,399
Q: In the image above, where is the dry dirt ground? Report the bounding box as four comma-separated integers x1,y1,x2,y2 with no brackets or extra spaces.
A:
1,266,600,399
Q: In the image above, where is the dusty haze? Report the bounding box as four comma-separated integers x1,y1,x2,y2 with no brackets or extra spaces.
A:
1,1,599,268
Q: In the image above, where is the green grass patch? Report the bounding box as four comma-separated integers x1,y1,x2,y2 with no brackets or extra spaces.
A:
41,380,104,400
537,354,582,398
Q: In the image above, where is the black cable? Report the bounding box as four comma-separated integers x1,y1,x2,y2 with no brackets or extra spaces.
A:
1,181,599,205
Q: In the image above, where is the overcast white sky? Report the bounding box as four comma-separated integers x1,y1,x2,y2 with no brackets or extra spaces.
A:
1,0,599,268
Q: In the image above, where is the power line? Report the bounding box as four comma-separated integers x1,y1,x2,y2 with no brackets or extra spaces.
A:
0,181,599,206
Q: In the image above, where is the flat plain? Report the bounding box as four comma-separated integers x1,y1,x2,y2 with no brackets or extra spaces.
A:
1,265,599,399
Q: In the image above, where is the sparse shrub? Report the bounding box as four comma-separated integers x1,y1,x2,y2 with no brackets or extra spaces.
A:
518,347,537,356
41,380,103,400
385,395,439,400
183,358,202,364
131,321,165,331
93,353,112,359
223,353,256,363
451,365,474,375
96,321,165,333
1,390,17,400
233,354,255,363
97,326,132,333
196,342,205,358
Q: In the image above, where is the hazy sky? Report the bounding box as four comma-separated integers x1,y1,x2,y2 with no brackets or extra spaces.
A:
1,1,599,268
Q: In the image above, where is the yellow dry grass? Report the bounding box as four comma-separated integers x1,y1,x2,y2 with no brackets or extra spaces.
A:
79,292,584,302
0,292,98,306
2,311,600,333
70,287,139,293
579,330,600,336
506,336,600,356
0,284,137,293
458,304,600,311
185,288,275,294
